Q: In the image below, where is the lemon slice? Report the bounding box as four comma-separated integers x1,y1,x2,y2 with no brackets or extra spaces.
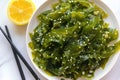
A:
7,0,36,26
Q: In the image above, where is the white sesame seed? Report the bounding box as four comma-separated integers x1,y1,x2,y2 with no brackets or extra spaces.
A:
55,57,58,60
87,74,92,77
82,71,85,75
89,70,93,73
73,64,75,66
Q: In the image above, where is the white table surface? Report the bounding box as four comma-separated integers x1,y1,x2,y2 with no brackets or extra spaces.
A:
0,0,120,80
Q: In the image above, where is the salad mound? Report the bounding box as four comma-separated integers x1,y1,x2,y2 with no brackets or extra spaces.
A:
29,0,120,80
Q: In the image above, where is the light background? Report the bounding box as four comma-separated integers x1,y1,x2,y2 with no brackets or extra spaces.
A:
0,0,120,80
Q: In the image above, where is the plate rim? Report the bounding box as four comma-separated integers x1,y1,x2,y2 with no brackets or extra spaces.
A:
26,0,120,80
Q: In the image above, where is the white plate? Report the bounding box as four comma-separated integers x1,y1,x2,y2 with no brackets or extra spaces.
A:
26,0,120,80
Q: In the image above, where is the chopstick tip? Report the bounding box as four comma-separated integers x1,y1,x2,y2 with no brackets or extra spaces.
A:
5,25,7,27
5,25,8,30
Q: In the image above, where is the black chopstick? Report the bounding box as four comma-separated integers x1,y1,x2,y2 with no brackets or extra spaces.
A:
5,25,25,80
0,26,40,80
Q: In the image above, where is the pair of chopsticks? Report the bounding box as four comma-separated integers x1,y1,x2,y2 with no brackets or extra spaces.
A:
0,26,40,80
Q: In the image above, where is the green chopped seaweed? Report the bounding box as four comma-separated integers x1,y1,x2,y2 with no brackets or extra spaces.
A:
29,0,120,80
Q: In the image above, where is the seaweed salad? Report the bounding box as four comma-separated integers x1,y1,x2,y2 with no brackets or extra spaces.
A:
29,0,120,80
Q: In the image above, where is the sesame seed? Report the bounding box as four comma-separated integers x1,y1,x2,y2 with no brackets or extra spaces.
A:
73,64,75,66
55,57,58,60
82,71,85,75
89,70,93,73
87,74,92,77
